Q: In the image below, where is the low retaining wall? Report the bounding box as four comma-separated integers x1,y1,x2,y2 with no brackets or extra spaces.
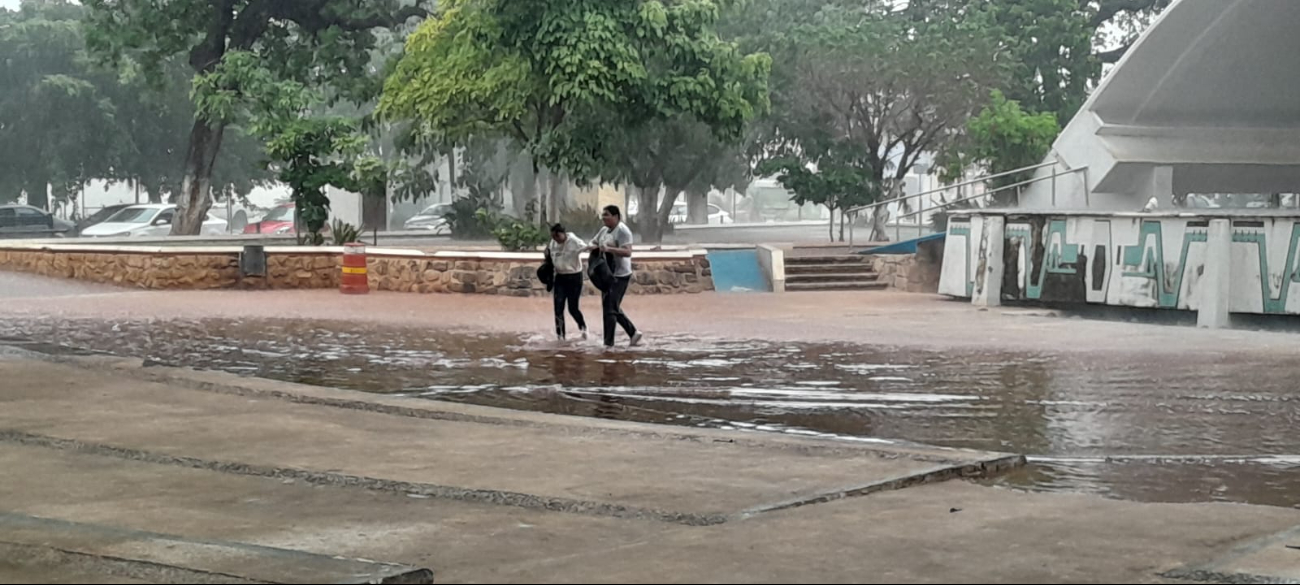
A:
871,238,944,293
939,209,1300,326
0,244,713,296
756,245,786,293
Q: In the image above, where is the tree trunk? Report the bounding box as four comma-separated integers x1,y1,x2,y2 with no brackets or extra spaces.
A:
535,166,550,225
635,184,667,243
508,156,536,217
24,179,48,211
171,118,226,235
839,209,847,242
362,186,388,231
868,205,891,241
687,190,708,224
828,207,835,242
446,148,456,191
549,171,568,220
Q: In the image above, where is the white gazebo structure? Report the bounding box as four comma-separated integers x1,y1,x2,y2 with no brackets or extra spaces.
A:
1020,0,1300,210
940,0,1300,326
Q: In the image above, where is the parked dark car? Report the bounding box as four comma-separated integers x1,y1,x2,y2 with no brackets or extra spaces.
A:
0,205,75,239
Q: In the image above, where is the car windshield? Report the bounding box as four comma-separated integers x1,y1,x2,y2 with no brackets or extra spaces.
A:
263,206,295,221
419,205,451,216
104,207,158,224
86,207,124,224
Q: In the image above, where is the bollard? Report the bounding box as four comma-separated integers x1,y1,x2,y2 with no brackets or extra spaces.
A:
239,245,267,277
340,242,369,294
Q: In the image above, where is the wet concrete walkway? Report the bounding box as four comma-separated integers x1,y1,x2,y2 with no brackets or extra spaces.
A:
2,350,1299,583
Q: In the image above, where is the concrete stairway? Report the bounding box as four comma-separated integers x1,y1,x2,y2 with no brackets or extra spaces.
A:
784,254,886,292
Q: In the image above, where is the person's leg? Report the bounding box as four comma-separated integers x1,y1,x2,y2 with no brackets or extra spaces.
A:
602,286,617,347
564,275,587,334
612,276,637,337
553,284,567,339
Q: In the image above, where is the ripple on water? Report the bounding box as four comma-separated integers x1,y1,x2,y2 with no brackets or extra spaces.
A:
5,315,1300,508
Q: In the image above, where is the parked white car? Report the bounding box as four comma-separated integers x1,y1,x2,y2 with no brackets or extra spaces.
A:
80,204,228,238
670,203,733,225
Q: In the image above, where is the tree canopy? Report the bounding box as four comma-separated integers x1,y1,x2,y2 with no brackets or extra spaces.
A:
82,0,428,233
380,0,771,228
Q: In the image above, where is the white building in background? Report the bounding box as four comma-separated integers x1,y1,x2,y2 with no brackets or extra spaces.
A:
1020,0,1300,211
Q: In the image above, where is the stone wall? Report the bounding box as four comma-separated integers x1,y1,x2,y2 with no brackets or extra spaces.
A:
0,249,242,289
366,255,711,296
871,239,944,294
0,245,712,296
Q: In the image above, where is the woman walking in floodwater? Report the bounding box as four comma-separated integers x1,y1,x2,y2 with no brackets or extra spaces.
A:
590,205,642,348
545,223,588,341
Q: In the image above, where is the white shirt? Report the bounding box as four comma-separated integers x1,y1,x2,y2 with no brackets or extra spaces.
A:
593,223,634,277
546,233,587,275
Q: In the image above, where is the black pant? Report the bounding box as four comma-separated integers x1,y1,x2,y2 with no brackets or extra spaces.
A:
602,275,637,346
553,273,587,338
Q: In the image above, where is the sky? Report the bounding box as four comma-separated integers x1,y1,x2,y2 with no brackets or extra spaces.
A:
1,0,19,9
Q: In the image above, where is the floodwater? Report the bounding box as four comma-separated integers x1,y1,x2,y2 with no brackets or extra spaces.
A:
4,317,1298,508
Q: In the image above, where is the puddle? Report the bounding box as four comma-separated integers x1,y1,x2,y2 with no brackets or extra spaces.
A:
3,317,1298,508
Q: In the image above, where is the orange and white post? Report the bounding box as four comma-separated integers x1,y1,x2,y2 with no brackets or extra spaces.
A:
340,243,369,294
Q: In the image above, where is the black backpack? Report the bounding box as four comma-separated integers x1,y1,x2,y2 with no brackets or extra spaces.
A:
536,255,555,292
587,249,615,292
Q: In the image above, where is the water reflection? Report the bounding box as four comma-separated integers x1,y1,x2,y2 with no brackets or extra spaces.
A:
3,317,1297,508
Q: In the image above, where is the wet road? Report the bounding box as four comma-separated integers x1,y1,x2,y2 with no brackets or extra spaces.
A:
4,315,1298,509
0,271,122,299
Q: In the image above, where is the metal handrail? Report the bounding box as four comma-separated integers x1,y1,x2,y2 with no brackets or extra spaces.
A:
894,167,1085,222
844,160,1058,216
847,163,1088,246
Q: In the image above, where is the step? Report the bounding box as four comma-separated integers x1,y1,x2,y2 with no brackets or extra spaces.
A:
0,512,434,584
785,272,881,284
786,263,877,276
786,280,889,292
786,255,874,266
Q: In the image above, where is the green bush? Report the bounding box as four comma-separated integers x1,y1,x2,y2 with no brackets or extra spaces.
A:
476,209,549,251
443,191,500,239
559,205,605,240
330,219,362,246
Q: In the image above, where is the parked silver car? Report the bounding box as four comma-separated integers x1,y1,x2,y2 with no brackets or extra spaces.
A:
403,203,452,234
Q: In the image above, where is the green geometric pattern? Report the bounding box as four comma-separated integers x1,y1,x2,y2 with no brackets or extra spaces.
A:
1025,220,1079,300
1233,224,1300,314
949,215,1300,315
1117,221,1206,309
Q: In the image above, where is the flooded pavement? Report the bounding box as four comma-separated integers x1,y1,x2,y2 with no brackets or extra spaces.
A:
3,316,1298,508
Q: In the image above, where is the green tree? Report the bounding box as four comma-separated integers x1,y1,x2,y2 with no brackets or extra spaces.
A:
938,90,1060,205
107,59,273,205
962,0,1172,122
758,142,878,242
603,117,758,242
83,0,428,235
0,0,122,209
746,0,1007,241
379,0,771,226
261,116,369,245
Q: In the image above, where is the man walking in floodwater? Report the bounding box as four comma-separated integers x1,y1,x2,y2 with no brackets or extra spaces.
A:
591,205,642,348
546,223,588,341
